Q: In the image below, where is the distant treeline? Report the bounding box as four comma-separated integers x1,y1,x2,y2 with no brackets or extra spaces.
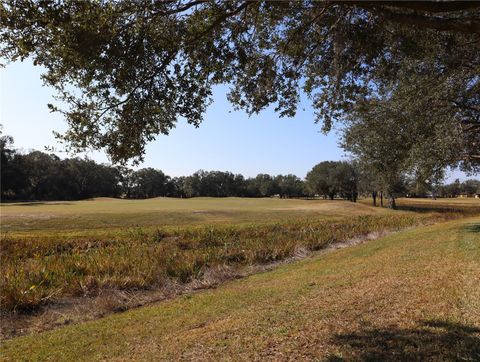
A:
1,149,309,200
435,179,480,198
1,136,479,202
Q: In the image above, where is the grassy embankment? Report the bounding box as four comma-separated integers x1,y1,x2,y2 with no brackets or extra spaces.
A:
1,197,477,314
1,214,479,360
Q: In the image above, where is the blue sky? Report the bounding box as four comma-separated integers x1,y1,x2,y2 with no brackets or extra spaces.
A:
0,59,468,181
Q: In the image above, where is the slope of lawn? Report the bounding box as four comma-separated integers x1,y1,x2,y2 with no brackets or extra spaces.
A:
2,216,479,361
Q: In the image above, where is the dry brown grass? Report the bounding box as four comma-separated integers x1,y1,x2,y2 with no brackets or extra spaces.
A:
1,198,478,346
1,212,455,315
1,217,478,361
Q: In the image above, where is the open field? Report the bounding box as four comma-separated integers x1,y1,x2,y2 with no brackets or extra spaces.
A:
1,197,479,344
2,196,479,235
1,197,390,235
2,215,479,360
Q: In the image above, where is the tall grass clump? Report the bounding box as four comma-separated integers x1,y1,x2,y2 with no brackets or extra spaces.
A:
0,212,461,312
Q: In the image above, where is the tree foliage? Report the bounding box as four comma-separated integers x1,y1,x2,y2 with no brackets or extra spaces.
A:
129,168,171,198
306,161,358,201
2,136,477,202
436,178,480,198
1,0,479,169
1,136,310,200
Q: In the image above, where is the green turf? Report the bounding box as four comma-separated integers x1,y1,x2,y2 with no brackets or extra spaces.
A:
3,197,478,235
1,197,391,234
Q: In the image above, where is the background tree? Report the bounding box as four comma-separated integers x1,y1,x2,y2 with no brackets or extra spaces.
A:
0,130,24,199
356,163,383,206
462,179,480,195
306,161,358,201
117,166,134,198
129,168,170,199
437,179,480,198
306,161,337,199
275,174,305,199
20,151,64,200
169,176,187,198
333,162,358,202
251,174,278,197
341,97,453,208
1,130,478,202
58,158,121,199
438,179,462,198
1,134,121,200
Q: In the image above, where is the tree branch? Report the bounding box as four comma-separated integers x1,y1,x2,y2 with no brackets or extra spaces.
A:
343,1,480,13
151,0,208,17
377,9,480,34
341,2,480,34
95,2,251,121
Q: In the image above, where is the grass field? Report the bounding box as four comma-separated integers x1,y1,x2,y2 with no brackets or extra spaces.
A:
1,197,390,235
1,215,479,360
1,197,479,355
2,196,478,235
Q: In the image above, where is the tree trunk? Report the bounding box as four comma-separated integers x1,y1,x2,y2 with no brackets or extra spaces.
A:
372,191,377,206
388,196,397,209
380,191,383,207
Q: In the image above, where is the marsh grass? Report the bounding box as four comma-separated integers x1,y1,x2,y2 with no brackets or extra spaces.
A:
0,212,459,313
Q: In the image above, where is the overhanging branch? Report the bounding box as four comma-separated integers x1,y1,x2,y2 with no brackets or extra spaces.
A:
378,9,480,34
346,1,480,13
342,2,480,34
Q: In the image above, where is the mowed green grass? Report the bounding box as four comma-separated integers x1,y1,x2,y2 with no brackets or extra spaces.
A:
3,196,478,235
1,197,389,235
2,216,479,361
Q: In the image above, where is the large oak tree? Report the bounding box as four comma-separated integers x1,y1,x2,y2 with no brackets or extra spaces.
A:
1,1,479,175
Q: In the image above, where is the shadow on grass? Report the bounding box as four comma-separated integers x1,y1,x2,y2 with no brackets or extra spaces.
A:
395,204,480,218
1,201,73,207
328,319,480,361
397,205,467,214
464,223,480,233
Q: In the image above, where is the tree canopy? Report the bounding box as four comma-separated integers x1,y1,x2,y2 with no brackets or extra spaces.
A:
306,161,357,201
1,0,479,172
